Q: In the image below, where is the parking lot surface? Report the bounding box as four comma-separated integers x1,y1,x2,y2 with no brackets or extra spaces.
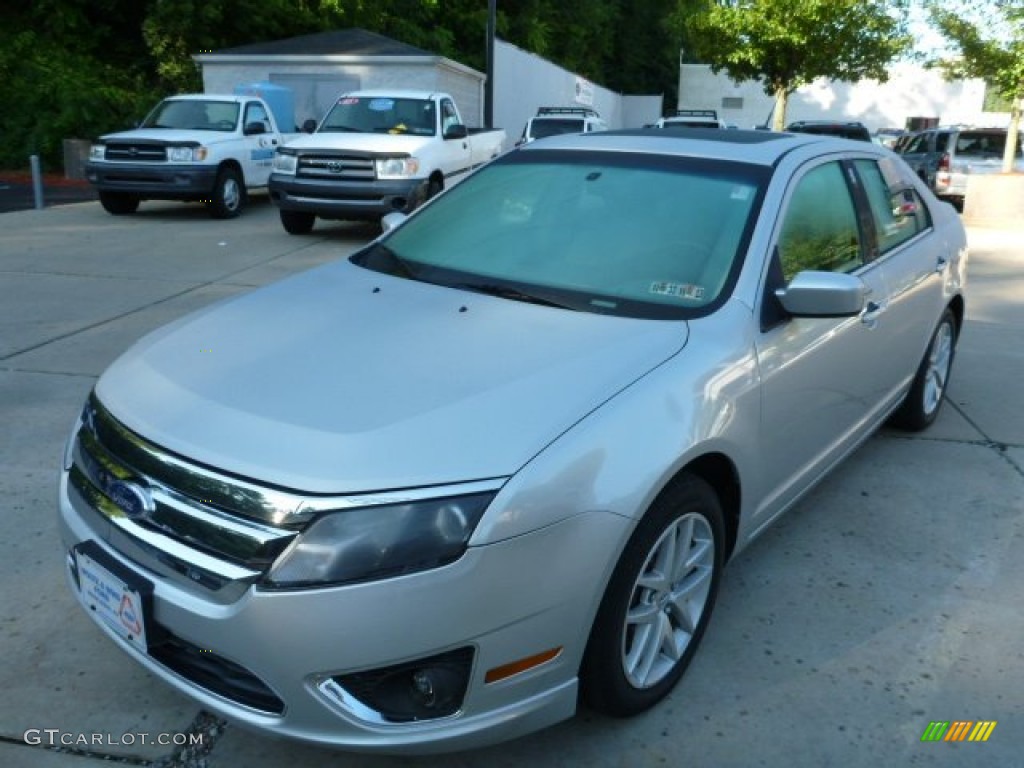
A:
1,197,1022,767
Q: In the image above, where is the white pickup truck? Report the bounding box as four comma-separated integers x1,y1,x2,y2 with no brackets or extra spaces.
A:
85,93,294,218
268,90,506,233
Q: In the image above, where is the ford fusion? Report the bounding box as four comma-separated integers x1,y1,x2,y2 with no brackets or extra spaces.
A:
59,129,967,753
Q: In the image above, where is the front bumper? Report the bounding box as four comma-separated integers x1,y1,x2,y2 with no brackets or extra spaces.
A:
59,468,630,753
85,162,217,200
268,173,427,220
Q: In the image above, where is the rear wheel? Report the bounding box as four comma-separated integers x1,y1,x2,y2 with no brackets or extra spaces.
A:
280,209,315,235
581,473,724,716
98,191,139,215
890,308,957,431
207,167,244,219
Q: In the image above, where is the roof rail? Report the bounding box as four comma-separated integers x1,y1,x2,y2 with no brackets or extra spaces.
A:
674,109,718,118
536,106,601,117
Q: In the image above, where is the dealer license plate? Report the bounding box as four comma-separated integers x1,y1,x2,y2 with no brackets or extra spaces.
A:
74,543,150,654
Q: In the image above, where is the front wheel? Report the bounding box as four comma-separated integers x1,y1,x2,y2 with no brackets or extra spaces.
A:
207,167,244,219
279,209,315,235
581,473,724,717
98,191,139,215
889,307,958,431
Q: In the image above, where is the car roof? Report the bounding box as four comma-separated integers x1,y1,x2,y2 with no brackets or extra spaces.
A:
515,128,876,167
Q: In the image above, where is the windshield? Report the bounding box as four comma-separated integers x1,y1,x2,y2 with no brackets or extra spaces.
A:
141,100,239,131
530,118,586,139
354,150,767,319
320,96,436,135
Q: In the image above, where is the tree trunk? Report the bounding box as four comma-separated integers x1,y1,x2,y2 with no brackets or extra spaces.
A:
1002,94,1022,175
772,87,788,132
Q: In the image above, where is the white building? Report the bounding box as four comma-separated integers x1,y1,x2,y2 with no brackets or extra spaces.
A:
677,62,999,131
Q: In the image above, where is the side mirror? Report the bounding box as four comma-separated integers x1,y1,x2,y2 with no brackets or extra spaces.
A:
302,118,318,134
243,122,267,136
775,271,867,317
381,212,407,233
444,124,468,140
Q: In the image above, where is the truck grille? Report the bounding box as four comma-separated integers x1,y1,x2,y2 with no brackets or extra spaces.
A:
296,153,376,181
101,143,168,162
68,394,299,596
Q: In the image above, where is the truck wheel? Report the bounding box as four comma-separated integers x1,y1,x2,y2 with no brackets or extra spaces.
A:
280,210,315,235
207,167,244,219
98,191,139,215
426,177,443,201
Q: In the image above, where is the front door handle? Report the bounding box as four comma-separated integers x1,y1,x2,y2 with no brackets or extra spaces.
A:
936,252,949,273
861,300,886,327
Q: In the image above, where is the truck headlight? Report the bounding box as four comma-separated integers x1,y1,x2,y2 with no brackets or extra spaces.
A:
375,156,420,179
89,145,105,161
263,492,495,589
273,151,297,174
167,146,206,162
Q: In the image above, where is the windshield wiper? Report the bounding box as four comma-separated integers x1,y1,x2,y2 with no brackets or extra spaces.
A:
323,125,364,133
452,282,577,310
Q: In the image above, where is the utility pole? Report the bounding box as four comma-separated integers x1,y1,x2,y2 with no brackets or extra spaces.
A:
485,0,496,128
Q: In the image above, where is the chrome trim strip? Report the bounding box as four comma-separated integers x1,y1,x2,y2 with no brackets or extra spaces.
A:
107,515,259,581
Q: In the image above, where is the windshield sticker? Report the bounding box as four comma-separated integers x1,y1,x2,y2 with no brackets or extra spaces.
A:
730,186,752,201
340,98,359,105
368,99,395,111
650,281,705,301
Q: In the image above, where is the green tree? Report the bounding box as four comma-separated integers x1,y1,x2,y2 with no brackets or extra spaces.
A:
675,0,913,129
929,1,1024,173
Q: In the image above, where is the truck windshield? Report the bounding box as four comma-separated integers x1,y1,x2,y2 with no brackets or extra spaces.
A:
530,119,585,140
355,150,769,320
320,97,437,136
141,100,240,132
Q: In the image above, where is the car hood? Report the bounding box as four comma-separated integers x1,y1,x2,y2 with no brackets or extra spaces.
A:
288,132,433,154
96,260,688,494
99,129,233,144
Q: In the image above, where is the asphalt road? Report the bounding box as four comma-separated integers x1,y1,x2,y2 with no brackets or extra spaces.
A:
1,197,1021,768
0,174,97,214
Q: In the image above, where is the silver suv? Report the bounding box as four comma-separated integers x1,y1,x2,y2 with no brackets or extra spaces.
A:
898,126,1024,208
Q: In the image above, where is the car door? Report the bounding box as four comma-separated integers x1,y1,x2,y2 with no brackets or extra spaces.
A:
436,98,472,185
751,158,893,524
240,100,277,187
850,155,947,389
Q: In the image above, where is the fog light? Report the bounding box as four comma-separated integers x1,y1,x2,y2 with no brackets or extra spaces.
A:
329,647,474,723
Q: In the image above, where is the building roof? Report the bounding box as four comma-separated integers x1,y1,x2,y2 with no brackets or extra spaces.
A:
215,28,434,57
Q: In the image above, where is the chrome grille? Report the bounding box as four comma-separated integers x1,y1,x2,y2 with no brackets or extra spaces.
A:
69,394,298,594
296,153,375,181
102,143,168,162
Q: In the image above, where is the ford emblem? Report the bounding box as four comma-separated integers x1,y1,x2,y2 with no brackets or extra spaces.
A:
327,160,343,173
106,480,154,520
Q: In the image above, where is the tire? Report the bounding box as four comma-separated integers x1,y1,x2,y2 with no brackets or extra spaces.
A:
581,473,725,717
98,191,139,215
890,308,957,431
207,167,244,219
279,209,315,235
426,176,443,202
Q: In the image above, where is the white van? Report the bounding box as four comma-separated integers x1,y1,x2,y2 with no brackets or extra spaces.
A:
518,107,608,145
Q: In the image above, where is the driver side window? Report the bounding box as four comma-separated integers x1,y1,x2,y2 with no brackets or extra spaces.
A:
777,162,863,282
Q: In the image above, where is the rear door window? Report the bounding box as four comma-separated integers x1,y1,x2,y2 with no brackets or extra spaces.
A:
853,158,931,254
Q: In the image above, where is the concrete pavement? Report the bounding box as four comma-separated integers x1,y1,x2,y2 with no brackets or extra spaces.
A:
1,197,1021,767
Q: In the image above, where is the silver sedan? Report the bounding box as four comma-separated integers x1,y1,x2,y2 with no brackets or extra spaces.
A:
58,128,967,753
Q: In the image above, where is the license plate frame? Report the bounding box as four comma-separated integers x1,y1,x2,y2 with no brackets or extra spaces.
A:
73,541,153,654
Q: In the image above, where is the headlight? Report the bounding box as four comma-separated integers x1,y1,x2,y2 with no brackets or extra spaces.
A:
263,492,495,589
273,151,297,174
375,156,420,179
167,146,206,162
89,145,105,161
